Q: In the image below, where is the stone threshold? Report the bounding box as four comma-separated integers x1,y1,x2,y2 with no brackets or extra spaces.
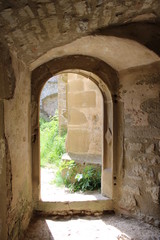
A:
34,198,113,216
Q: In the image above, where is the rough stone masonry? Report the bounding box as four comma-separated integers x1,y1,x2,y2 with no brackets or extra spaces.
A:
0,1,160,239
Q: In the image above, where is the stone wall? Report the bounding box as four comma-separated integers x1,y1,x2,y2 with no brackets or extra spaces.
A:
58,74,68,134
40,72,103,164
0,48,33,240
66,73,103,163
0,0,160,65
1,1,160,237
31,35,160,226
40,76,58,119
116,63,160,225
0,43,14,240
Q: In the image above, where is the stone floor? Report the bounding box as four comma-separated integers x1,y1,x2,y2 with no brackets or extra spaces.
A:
33,167,160,240
23,214,160,240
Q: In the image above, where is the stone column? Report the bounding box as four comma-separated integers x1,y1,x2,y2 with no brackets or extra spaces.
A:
58,74,68,135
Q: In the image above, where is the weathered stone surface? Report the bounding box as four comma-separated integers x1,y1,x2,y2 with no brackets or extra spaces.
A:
141,98,160,129
0,1,160,64
126,142,142,151
117,65,160,222
119,194,137,211
68,109,87,125
0,44,16,100
1,1,160,239
58,74,68,133
123,185,140,196
3,56,33,240
146,186,160,204
66,73,103,157
66,129,90,153
40,76,58,118
68,79,84,92
68,91,96,108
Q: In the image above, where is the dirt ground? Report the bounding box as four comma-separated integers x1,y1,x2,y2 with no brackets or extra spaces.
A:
40,167,106,201
23,214,160,240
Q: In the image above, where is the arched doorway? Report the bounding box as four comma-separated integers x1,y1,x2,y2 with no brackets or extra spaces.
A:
39,72,104,201
31,55,120,213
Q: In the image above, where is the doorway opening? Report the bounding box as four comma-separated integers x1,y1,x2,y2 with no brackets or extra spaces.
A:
31,55,116,214
40,72,105,202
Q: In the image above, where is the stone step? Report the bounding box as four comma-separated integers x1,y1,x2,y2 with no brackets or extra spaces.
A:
35,198,113,216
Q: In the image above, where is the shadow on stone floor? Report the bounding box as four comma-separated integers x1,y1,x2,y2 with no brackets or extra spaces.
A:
22,214,160,240
22,217,55,240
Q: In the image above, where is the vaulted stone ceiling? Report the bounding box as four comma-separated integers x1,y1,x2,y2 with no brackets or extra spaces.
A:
0,0,160,65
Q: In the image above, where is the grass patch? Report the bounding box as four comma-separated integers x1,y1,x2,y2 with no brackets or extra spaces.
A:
40,113,66,168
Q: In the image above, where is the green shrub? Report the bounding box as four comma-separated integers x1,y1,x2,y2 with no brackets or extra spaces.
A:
74,165,101,192
55,160,101,192
40,113,66,167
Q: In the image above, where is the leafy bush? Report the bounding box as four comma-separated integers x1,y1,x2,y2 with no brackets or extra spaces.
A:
55,160,101,192
74,165,101,192
40,113,66,167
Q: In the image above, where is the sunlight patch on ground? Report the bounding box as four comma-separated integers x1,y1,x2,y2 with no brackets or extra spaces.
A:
41,167,107,202
45,218,131,240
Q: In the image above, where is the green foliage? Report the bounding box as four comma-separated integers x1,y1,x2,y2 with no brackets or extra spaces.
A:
73,165,101,192
40,114,101,192
55,160,101,192
40,113,66,167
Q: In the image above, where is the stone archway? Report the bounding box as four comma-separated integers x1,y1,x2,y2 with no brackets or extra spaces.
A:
31,56,120,212
31,35,160,216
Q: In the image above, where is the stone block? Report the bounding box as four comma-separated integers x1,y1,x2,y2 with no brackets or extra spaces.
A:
68,91,96,108
74,2,87,16
24,5,34,18
66,129,89,153
37,6,46,18
42,94,58,116
42,16,59,37
76,20,88,33
1,8,17,28
61,15,72,31
146,186,160,204
127,142,142,151
68,109,87,125
68,79,84,92
18,8,28,18
123,185,140,196
119,194,137,211
12,29,26,43
45,3,56,15
30,20,42,34
146,143,154,153
84,80,99,90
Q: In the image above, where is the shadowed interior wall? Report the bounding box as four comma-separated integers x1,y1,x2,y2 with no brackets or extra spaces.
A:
115,63,160,224
0,50,33,239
